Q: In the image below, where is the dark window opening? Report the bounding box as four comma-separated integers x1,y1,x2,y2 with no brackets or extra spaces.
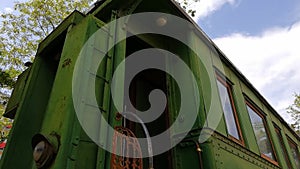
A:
274,124,292,169
287,136,300,168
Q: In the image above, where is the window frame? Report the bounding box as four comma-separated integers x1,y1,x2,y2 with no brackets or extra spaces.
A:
273,124,292,169
215,73,244,145
287,136,300,169
245,101,278,166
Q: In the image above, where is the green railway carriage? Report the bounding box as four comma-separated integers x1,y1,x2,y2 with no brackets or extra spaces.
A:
0,0,299,169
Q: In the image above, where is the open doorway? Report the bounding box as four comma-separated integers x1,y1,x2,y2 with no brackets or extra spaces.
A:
124,35,173,169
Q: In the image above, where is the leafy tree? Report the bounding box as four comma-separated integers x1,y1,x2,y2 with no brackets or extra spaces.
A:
0,0,91,75
0,104,12,141
176,0,200,17
287,94,300,135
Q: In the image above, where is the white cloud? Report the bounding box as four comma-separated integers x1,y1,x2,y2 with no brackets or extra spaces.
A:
4,7,13,13
213,22,300,123
185,0,237,20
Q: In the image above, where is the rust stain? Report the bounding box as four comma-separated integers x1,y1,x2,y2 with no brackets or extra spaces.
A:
62,58,72,68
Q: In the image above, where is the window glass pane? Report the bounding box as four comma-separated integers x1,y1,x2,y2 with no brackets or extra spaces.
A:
217,80,240,140
247,105,275,160
274,128,292,169
288,138,300,168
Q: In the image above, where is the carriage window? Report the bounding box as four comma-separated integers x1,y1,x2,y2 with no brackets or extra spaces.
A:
246,103,276,162
274,125,292,169
287,137,300,168
216,76,243,143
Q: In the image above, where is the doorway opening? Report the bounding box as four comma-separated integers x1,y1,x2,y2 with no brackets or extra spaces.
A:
124,35,173,169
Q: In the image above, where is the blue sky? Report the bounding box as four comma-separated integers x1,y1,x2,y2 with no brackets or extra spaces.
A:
1,0,299,123
0,1,14,13
197,0,300,38
190,0,300,122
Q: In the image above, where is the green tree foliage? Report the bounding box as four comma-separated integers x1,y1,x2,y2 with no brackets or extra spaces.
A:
0,0,90,74
287,94,300,135
0,104,12,141
176,0,200,17
0,70,15,88
0,0,91,135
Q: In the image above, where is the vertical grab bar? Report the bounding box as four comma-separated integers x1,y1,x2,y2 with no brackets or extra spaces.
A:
121,111,154,169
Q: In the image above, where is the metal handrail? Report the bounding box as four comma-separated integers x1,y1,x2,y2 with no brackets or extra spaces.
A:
121,111,154,169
